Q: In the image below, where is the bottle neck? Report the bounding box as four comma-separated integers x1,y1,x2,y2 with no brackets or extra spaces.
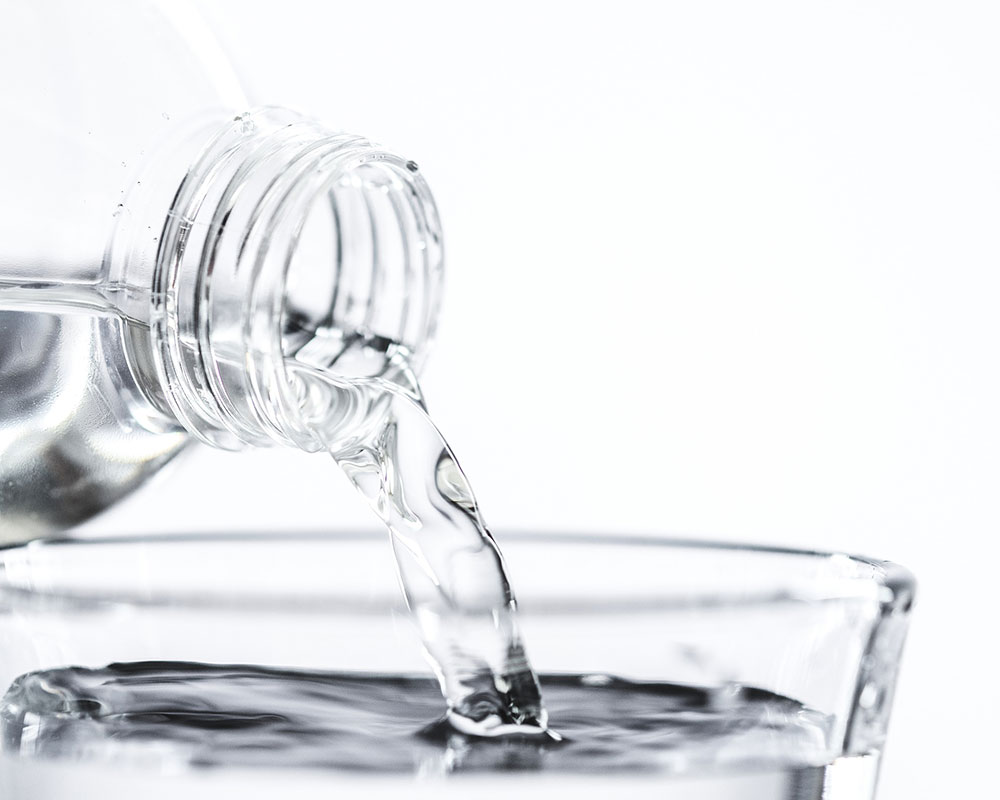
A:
124,108,444,450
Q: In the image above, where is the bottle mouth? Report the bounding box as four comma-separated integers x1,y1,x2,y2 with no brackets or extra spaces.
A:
151,109,444,450
281,155,438,372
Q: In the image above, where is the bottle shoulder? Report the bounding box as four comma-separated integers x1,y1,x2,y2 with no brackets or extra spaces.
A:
0,0,246,287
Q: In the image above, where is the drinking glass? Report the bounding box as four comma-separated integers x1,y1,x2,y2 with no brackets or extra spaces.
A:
0,532,913,799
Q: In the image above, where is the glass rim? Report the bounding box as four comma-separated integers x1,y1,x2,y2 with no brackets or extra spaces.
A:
0,530,916,616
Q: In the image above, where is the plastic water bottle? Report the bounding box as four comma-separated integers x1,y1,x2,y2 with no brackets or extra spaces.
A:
0,0,443,542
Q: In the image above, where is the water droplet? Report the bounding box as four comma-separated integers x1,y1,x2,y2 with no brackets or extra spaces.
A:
235,113,255,135
859,682,879,709
406,160,419,172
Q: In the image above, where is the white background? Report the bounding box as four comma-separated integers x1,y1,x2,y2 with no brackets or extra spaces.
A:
85,2,1000,796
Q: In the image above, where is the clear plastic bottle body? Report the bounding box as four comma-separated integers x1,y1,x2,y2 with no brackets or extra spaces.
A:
0,1,244,539
0,1,443,541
